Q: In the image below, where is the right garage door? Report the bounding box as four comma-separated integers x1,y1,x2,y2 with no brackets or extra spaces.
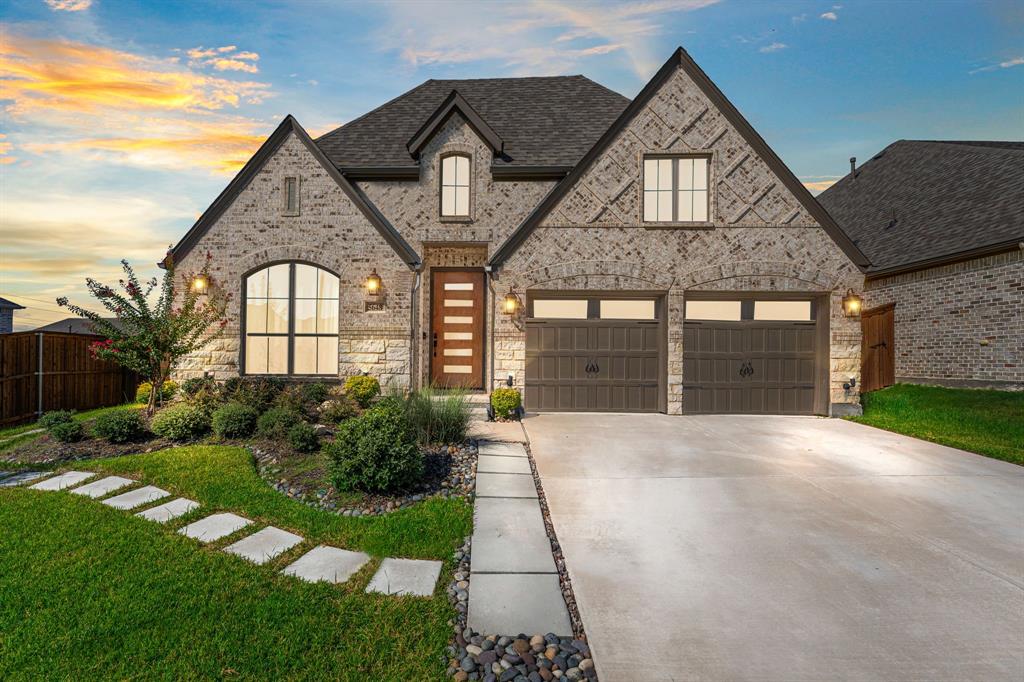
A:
682,297,826,415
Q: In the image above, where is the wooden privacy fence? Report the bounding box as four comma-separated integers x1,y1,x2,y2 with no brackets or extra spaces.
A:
861,303,896,394
0,332,138,426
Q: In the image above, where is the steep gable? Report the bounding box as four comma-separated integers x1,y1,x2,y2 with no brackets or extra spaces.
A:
490,48,869,268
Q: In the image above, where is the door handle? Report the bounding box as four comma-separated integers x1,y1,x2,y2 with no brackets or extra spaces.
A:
870,341,887,349
432,332,438,357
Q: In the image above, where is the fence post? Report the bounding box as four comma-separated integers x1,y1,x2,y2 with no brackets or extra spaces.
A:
36,332,44,417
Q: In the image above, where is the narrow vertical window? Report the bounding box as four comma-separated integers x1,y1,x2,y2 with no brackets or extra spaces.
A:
643,157,709,223
283,176,299,215
440,154,470,217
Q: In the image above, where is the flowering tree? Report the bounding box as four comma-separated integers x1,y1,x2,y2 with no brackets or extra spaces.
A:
58,252,228,416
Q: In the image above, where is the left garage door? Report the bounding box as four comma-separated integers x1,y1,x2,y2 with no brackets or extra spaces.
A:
525,296,663,412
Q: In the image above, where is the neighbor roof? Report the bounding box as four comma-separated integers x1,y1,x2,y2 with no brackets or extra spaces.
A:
316,76,630,173
818,140,1024,275
0,297,25,310
32,317,121,334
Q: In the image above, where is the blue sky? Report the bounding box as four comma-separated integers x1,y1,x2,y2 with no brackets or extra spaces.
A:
1,0,1021,329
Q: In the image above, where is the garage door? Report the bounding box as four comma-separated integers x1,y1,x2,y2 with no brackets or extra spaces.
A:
682,298,825,415
525,296,663,412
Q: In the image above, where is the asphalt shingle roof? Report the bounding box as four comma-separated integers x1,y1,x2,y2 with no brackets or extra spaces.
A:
818,140,1024,273
315,76,631,169
32,317,121,334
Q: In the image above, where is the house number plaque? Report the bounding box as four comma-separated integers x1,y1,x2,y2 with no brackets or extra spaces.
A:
364,301,386,312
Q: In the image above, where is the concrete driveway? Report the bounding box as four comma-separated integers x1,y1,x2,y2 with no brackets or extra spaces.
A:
524,414,1024,682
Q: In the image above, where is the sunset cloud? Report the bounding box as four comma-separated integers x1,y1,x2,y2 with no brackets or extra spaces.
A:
186,45,261,73
0,133,15,165
802,178,840,195
44,0,92,11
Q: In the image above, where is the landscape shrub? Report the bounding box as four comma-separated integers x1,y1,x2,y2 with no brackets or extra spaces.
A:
181,376,216,397
406,387,470,444
38,410,74,429
92,408,145,443
49,420,84,443
135,380,178,405
211,402,258,439
318,396,359,424
256,406,302,440
220,376,285,413
301,381,332,406
274,384,309,415
150,403,211,441
490,388,522,420
343,375,380,408
327,400,422,493
287,422,320,453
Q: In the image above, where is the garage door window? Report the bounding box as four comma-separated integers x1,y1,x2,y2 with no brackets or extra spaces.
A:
685,300,742,321
754,300,812,321
532,299,589,319
600,299,656,320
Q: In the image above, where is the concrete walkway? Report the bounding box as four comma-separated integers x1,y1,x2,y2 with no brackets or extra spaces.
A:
525,413,1024,682
10,470,442,597
467,441,572,635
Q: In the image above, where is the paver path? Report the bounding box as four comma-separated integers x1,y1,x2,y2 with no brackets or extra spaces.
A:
467,440,572,635
7,469,444,597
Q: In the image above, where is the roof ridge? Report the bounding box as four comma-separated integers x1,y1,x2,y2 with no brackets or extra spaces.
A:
315,79,436,143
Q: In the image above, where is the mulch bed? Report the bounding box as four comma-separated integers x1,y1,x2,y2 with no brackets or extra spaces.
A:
0,434,176,466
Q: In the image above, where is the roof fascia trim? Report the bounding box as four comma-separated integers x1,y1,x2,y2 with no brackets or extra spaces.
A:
341,166,421,180
171,115,421,269
864,239,1022,279
488,47,871,269
407,90,504,159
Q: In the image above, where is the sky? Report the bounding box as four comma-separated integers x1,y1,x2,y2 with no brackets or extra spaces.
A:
1,0,1021,331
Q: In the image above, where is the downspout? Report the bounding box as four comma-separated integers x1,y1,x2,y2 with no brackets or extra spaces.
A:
486,266,497,395
408,264,422,392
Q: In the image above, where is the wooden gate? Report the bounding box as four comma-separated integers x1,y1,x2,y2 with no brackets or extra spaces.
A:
861,303,895,393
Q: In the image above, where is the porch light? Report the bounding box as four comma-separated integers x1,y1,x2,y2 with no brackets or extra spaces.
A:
190,274,209,295
501,288,520,315
842,290,862,317
365,269,382,295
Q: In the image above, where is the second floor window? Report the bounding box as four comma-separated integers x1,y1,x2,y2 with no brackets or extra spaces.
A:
283,176,299,215
643,157,709,223
440,154,470,217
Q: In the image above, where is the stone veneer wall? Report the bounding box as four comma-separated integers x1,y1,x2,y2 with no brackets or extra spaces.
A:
864,249,1023,388
174,131,415,388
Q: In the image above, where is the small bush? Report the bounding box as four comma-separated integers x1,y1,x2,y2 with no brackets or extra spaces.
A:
221,376,285,412
38,410,74,429
49,420,84,443
319,396,359,424
151,403,211,441
136,380,178,405
288,421,320,453
343,375,380,408
256,406,302,440
181,376,216,397
212,402,258,439
490,388,522,420
327,400,422,493
302,381,332,406
406,387,471,444
274,384,310,415
92,408,145,443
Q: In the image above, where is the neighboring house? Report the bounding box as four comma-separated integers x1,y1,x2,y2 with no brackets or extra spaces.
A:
171,47,868,416
819,141,1023,390
31,318,122,335
0,297,26,334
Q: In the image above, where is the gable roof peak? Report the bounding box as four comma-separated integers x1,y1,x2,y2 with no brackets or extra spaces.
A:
406,88,505,159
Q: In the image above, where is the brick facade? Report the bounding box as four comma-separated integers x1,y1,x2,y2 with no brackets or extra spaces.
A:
864,249,1023,388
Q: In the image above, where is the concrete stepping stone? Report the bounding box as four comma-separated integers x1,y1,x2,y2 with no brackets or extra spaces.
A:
135,497,199,523
282,545,369,584
29,471,94,491
102,485,169,510
70,476,135,499
471,497,555,573
224,526,303,564
178,513,252,543
479,442,528,458
475,472,537,498
0,471,50,487
468,573,572,636
477,454,531,474
366,558,443,597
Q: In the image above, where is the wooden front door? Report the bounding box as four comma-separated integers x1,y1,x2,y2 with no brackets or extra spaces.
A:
431,270,485,388
861,303,895,393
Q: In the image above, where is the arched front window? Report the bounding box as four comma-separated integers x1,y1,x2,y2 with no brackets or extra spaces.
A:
440,153,470,217
243,262,339,375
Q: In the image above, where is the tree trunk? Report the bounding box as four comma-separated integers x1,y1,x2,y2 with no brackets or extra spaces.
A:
147,372,162,417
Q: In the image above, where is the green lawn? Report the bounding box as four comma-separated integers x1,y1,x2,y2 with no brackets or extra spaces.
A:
0,404,144,453
0,446,472,679
850,384,1024,465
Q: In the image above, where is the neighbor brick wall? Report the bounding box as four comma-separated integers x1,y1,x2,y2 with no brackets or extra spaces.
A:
864,249,1023,388
174,131,414,387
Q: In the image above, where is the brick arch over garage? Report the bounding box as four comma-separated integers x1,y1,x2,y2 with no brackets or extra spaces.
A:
512,260,675,291
679,260,841,292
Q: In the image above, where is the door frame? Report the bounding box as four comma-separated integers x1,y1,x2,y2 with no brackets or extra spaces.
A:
429,267,486,390
683,290,830,415
525,290,669,413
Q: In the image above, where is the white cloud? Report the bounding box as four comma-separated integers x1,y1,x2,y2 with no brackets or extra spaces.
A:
820,11,838,20
187,45,261,73
969,56,1024,75
760,42,787,53
44,0,92,11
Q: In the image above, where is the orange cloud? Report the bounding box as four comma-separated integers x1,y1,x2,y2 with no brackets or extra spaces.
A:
803,180,837,194
186,45,260,73
0,133,14,164
45,0,92,10
207,58,259,73
0,34,270,116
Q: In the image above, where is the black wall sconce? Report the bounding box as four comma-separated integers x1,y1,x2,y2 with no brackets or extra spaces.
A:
842,289,863,317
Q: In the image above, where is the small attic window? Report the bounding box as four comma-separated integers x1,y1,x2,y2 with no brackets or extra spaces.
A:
283,176,299,215
440,154,471,218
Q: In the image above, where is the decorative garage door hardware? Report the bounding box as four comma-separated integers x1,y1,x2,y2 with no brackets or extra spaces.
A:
738,362,754,378
584,361,600,375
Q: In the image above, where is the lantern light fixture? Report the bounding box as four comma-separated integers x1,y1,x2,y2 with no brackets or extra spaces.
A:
190,274,209,295
501,287,520,315
365,269,382,295
842,289,862,317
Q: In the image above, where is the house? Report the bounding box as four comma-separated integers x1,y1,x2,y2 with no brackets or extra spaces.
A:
0,297,26,334
32,317,123,335
171,47,868,416
819,141,1023,391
